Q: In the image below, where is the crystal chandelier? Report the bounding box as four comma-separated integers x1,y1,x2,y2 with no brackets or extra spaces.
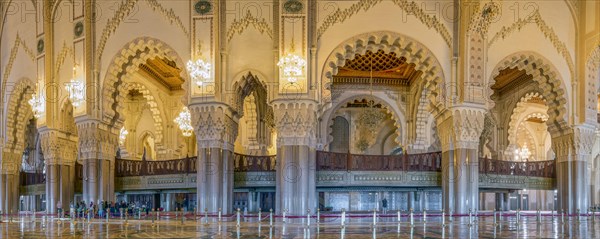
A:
28,80,45,118
65,67,85,107
514,143,531,161
186,59,211,87
277,33,306,83
119,127,128,145
354,57,385,152
174,106,194,137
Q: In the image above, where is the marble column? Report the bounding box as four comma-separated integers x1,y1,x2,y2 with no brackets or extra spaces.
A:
273,101,318,215
40,130,79,213
276,145,316,214
1,152,20,213
77,123,118,205
192,104,237,214
46,164,59,213
437,108,485,214
553,126,595,214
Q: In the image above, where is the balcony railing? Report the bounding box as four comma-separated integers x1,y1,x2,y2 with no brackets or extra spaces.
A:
20,172,45,186
115,154,277,177
234,154,276,172
115,157,197,177
479,158,555,178
316,151,442,172
113,152,556,178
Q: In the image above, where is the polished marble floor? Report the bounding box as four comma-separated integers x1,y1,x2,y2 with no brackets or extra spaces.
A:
0,212,599,238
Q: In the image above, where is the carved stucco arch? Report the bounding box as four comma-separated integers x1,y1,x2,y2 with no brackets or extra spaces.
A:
4,78,35,156
121,82,165,144
506,92,548,147
230,71,271,119
321,31,447,115
585,46,600,122
322,92,406,150
101,37,188,129
488,51,569,135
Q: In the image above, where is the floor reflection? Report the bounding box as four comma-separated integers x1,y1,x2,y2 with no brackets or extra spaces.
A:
0,213,599,238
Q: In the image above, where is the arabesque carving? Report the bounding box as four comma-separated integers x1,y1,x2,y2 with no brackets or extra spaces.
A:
227,10,273,42
190,103,238,150
317,0,452,47
488,10,575,78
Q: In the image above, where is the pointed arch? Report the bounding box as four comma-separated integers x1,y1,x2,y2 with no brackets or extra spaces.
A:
4,78,35,160
488,52,570,135
321,92,406,150
321,31,447,115
101,37,188,130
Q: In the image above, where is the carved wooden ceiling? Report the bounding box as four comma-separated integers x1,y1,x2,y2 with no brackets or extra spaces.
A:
333,50,422,86
526,96,546,105
526,117,546,123
138,57,184,91
343,99,383,108
491,67,533,91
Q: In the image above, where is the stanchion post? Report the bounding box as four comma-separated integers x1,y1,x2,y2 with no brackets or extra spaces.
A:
449,209,453,222
317,208,320,224
181,208,185,225
409,208,414,227
536,209,541,223
151,209,155,227
423,209,427,223
258,208,262,223
493,209,497,225
269,209,273,227
561,209,565,223
341,208,346,228
397,210,401,224
372,209,377,227
236,208,241,227
283,209,287,224
218,208,222,223
306,209,311,227
468,208,473,226
442,209,446,226
577,208,581,223
204,208,208,224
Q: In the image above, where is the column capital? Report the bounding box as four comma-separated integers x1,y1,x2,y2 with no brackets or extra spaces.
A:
436,106,486,151
272,99,318,147
189,102,238,150
0,151,20,175
76,120,119,161
552,124,596,163
39,128,78,165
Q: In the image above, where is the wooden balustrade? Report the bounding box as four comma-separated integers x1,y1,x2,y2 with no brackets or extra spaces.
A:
19,172,45,186
478,157,555,178
112,152,556,178
316,151,442,172
233,154,276,172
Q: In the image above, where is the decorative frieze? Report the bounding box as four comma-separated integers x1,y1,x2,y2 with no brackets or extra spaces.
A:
436,107,485,151
317,0,452,47
488,9,574,79
39,129,78,165
77,120,118,162
272,100,318,147
552,125,596,163
190,103,238,150
227,10,273,42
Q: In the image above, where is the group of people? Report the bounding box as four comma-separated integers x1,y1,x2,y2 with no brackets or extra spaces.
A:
56,201,155,218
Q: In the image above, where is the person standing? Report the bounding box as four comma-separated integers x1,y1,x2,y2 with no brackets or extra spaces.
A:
382,198,388,214
56,201,62,218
